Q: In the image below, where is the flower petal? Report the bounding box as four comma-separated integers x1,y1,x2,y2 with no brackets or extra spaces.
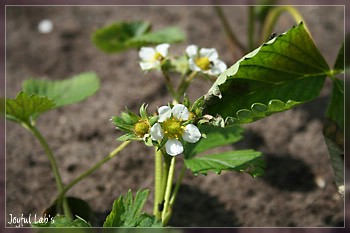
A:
158,106,172,122
200,48,218,61
210,60,227,75
156,43,170,57
172,104,189,121
140,61,157,70
188,58,202,72
186,45,198,58
165,139,183,156
139,47,156,61
182,124,201,143
150,123,164,140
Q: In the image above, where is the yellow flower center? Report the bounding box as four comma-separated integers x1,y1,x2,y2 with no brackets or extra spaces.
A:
153,52,164,61
162,117,184,139
134,120,150,138
195,57,211,70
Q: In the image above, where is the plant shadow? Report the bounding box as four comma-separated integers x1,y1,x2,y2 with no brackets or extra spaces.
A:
262,153,317,192
168,184,241,227
91,183,240,227
234,129,317,192
297,95,330,122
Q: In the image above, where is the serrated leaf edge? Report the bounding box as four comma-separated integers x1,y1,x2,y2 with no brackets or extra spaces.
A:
205,23,304,101
6,91,55,123
225,99,300,125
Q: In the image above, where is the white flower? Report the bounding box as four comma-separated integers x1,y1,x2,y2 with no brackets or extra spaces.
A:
150,104,201,156
139,43,170,70
186,45,227,75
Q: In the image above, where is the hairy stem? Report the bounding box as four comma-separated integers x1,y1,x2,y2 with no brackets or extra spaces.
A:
57,141,131,201
214,5,246,55
260,6,308,43
163,164,187,225
162,69,179,102
153,147,163,219
23,123,72,219
169,164,186,208
177,71,197,98
160,152,170,207
161,156,176,225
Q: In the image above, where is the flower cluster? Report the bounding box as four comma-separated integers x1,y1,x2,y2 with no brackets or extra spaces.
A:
138,43,227,75
116,42,227,156
112,104,201,156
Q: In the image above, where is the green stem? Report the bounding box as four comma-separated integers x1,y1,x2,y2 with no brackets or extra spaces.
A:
214,5,246,55
161,156,176,226
198,74,216,83
23,123,72,219
57,141,131,201
177,71,197,98
153,147,163,219
260,6,308,44
162,69,179,102
169,164,186,209
160,152,171,205
186,71,198,85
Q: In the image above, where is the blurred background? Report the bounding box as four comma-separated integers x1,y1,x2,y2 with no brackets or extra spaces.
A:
1,0,348,232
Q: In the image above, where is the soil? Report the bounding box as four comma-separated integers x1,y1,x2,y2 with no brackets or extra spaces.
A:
5,5,345,228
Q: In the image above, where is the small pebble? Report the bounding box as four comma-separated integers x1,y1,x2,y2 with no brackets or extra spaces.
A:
38,19,53,34
315,176,326,189
338,185,344,197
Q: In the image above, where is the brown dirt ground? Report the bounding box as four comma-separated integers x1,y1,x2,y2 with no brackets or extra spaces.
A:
5,5,344,227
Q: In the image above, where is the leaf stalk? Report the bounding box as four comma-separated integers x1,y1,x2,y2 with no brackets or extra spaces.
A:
23,123,72,219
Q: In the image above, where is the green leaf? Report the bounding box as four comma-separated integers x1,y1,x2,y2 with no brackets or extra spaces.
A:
43,196,93,225
93,21,151,53
184,124,244,159
323,78,344,195
34,228,94,233
93,21,185,53
134,213,162,227
117,133,139,142
101,229,181,233
22,72,100,108
334,42,344,71
325,79,344,132
184,149,264,177
127,27,185,47
203,22,329,125
32,215,92,227
182,125,263,177
103,189,160,227
6,92,55,124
